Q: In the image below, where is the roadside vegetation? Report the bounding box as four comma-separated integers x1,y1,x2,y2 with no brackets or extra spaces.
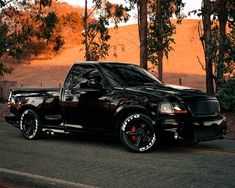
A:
0,0,83,73
194,0,235,110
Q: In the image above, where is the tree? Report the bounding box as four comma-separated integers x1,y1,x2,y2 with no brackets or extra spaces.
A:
0,63,13,78
214,0,235,90
210,0,235,110
197,0,235,95
84,0,89,60
138,0,148,69
0,0,17,77
127,0,148,69
147,0,184,81
217,0,227,87
83,0,129,61
0,0,64,77
201,0,214,95
127,0,184,75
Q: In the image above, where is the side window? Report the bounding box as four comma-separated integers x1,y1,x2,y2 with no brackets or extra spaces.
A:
64,64,103,91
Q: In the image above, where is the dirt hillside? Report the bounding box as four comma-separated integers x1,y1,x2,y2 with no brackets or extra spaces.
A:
2,19,206,90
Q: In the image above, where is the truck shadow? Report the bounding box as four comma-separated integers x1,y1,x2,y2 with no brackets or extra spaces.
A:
40,132,234,154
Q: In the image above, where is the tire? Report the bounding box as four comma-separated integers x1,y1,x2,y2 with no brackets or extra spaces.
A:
20,109,42,140
119,113,156,152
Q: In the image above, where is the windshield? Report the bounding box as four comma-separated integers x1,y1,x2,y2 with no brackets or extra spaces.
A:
100,63,162,87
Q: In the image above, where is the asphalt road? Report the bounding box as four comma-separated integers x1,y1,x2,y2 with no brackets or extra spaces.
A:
0,123,235,188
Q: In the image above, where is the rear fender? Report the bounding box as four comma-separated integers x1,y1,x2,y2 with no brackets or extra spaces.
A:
14,96,44,111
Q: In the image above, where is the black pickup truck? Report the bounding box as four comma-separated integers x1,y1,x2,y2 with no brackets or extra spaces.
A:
5,62,227,152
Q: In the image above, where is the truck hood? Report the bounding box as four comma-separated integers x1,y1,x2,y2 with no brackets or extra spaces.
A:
123,84,216,101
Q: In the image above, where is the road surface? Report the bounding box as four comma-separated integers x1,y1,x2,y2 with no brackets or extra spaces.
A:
0,123,235,188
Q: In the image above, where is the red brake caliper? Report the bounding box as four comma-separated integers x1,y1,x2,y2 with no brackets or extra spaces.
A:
131,125,137,142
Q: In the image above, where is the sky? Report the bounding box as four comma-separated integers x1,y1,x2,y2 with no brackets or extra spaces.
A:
59,0,202,23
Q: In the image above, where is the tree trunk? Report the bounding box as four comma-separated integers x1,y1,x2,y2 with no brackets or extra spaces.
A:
138,0,148,70
217,0,227,91
202,0,214,95
84,0,89,61
157,50,163,81
156,0,163,81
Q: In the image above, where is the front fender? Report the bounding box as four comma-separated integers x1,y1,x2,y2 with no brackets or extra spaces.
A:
114,104,150,118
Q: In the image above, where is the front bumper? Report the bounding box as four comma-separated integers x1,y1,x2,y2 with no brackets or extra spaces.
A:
193,116,227,141
158,115,227,142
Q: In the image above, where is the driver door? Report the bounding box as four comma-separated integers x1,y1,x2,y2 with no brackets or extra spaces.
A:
62,64,111,132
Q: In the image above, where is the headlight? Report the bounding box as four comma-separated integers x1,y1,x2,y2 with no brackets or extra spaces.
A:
159,102,174,114
159,102,187,114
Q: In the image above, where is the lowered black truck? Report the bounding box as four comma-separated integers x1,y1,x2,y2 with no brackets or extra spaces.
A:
5,62,227,152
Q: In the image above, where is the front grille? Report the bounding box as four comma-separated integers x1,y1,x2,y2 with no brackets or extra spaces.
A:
188,100,220,117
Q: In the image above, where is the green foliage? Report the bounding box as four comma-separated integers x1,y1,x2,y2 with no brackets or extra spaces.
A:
0,63,14,78
105,2,130,27
0,22,8,57
211,23,235,83
35,0,52,7
83,16,111,61
147,19,176,66
92,0,102,9
53,36,65,52
0,0,63,56
0,0,65,76
190,0,234,97
83,1,130,61
61,12,83,32
40,11,58,40
199,1,235,94
217,78,235,111
147,0,185,67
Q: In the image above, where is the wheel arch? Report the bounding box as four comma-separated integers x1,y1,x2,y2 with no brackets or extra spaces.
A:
18,105,42,121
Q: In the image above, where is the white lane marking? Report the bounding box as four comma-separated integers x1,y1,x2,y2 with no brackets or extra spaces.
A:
0,167,98,188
